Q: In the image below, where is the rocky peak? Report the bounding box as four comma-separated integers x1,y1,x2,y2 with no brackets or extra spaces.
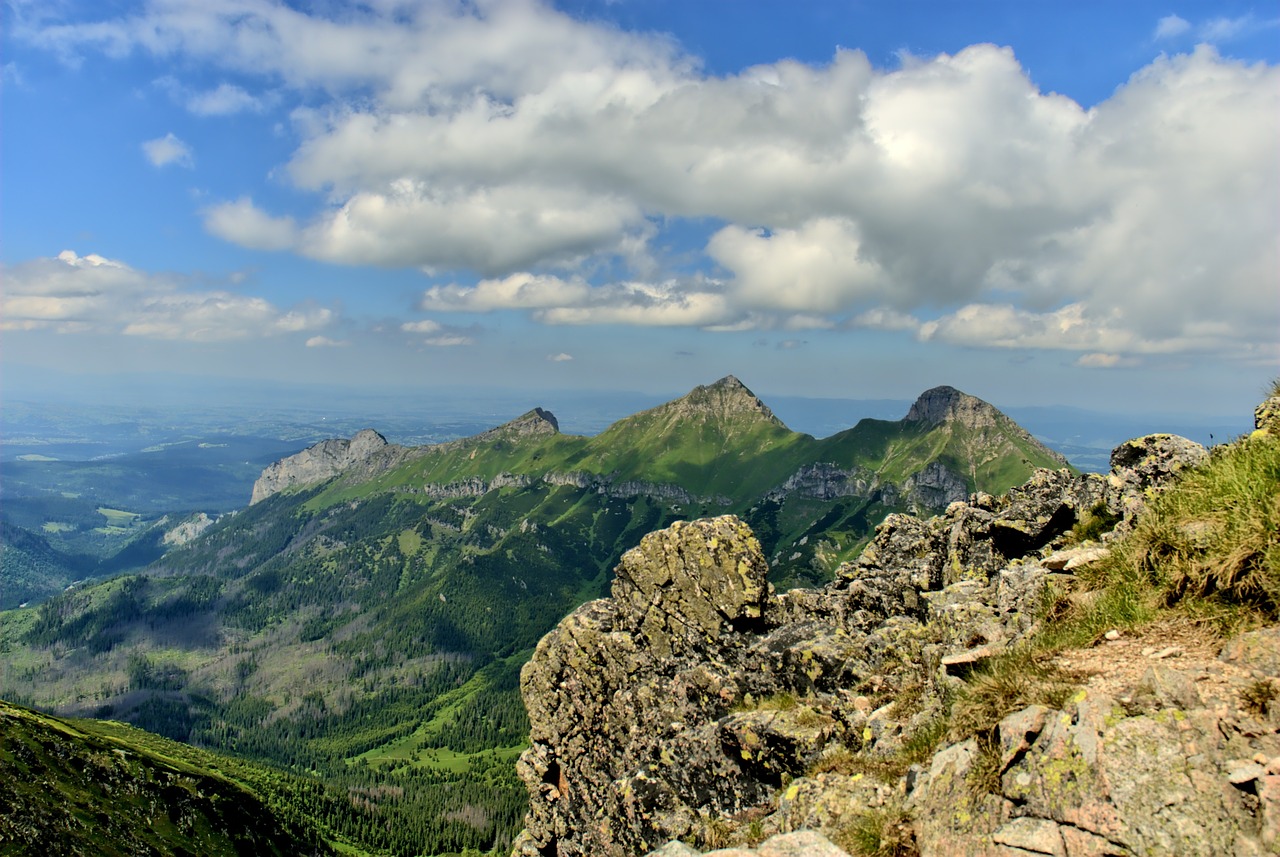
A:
250,428,396,505
905,385,999,429
612,516,770,659
664,375,783,426
477,407,559,441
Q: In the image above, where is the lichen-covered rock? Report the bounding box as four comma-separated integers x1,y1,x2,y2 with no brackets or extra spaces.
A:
646,830,852,857
1105,433,1208,526
911,664,1280,857
515,517,786,857
612,517,770,659
1256,396,1280,436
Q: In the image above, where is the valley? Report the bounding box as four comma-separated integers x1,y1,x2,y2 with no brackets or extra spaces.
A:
3,378,1263,856
0,377,1070,855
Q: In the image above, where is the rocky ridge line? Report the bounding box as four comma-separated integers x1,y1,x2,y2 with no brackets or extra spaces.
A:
511,416,1276,856
250,428,405,504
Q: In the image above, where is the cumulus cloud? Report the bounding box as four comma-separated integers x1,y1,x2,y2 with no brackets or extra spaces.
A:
24,1,1280,364
1,250,332,341
306,335,348,347
1154,15,1191,40
203,197,298,251
189,82,266,115
547,352,573,362
142,132,193,168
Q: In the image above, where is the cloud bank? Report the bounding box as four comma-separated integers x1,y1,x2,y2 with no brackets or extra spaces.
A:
2,250,332,341
21,1,1280,364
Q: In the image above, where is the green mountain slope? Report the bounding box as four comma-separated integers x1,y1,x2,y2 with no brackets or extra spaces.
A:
0,698,331,856
0,377,1067,856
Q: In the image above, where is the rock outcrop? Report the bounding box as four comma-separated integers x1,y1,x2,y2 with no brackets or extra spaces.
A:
250,429,404,504
1255,395,1280,437
511,430,1276,857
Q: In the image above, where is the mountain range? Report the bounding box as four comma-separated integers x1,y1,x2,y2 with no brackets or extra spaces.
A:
0,377,1069,856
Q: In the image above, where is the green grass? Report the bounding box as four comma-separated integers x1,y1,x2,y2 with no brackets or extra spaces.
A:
1090,435,1280,614
96,507,141,525
831,802,917,857
944,433,1280,749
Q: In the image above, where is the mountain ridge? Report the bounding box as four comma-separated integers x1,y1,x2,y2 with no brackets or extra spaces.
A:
1,376,1075,857
254,377,1068,516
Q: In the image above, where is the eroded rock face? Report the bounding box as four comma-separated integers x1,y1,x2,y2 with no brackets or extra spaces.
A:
515,518,780,857
250,429,400,504
514,435,1246,857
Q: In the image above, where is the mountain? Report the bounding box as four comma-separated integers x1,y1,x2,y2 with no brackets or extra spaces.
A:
512,399,1279,857
0,699,330,856
0,520,98,609
0,377,1068,857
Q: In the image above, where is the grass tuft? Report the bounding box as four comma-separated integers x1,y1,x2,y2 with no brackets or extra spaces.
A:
831,802,918,857
1085,435,1280,617
1241,679,1278,718
948,654,1076,742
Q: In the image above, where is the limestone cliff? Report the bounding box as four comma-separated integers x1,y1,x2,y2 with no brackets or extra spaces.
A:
250,428,406,504
513,429,1277,857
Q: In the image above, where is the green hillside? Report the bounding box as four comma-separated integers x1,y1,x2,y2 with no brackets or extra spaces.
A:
0,698,331,856
0,378,1067,856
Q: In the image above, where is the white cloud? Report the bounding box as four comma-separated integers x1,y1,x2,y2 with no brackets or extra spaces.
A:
189,82,266,115
154,76,269,115
1154,15,1191,40
1199,15,1266,42
422,273,738,327
421,273,592,312
547,352,573,362
203,197,298,251
1,250,332,341
24,2,1280,363
306,335,348,347
142,132,193,168
1076,353,1140,369
850,307,920,332
400,319,442,333
706,218,887,313
295,185,642,274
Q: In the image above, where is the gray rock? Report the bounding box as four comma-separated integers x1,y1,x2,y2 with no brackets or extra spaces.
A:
991,817,1066,856
251,428,397,503
1105,433,1208,526
1220,627,1280,678
1255,396,1280,434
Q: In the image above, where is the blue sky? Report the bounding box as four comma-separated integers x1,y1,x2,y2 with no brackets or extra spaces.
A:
3,0,1278,416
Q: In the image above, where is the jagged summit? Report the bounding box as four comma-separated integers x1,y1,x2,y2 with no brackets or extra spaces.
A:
472,407,560,442
250,428,397,504
653,375,784,427
905,385,1000,429
899,386,1070,477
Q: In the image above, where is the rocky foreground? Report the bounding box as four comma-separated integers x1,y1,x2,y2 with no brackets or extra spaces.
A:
511,403,1280,856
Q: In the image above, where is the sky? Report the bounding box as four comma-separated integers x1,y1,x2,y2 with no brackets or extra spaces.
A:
2,0,1278,417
